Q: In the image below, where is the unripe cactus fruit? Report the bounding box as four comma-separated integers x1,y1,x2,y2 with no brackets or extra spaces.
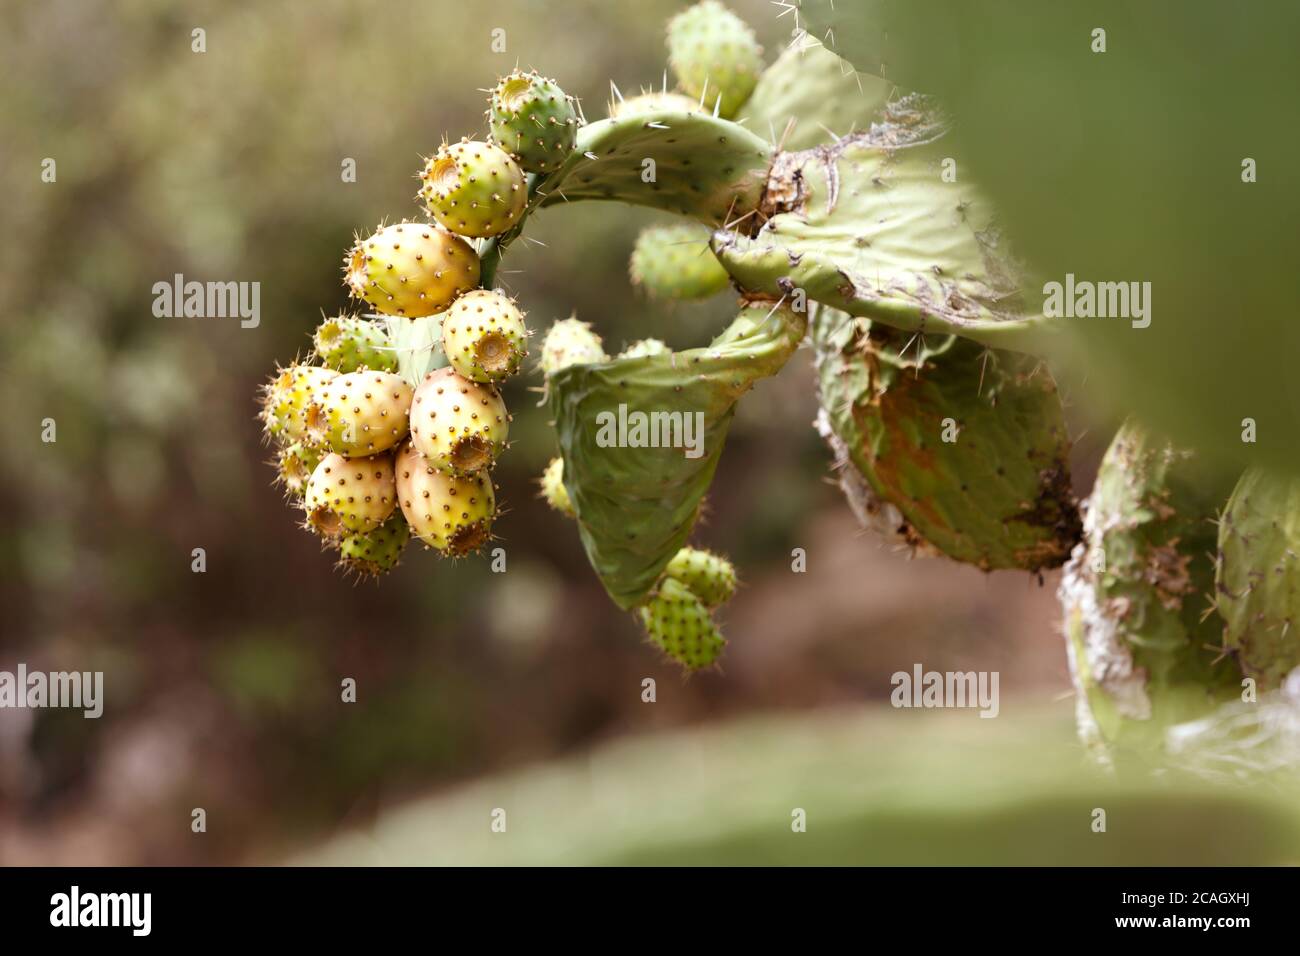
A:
305,370,414,457
441,289,528,383
1216,468,1300,688
539,317,607,377
313,314,397,373
539,456,574,517
664,547,736,607
489,70,579,174
666,0,763,118
395,441,496,556
608,90,701,119
638,577,726,670
344,222,479,318
409,366,510,476
304,452,398,538
618,338,670,359
260,363,337,445
629,223,730,300
337,513,410,578
420,140,527,239
275,441,323,499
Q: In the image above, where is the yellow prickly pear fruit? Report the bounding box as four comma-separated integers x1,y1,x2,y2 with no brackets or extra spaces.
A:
394,441,496,557
304,452,398,539
344,222,479,318
408,367,510,477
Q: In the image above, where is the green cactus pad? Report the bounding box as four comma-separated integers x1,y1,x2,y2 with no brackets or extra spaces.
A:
629,223,730,300
1217,468,1300,689
409,367,509,477
305,369,413,457
420,140,527,239
1061,421,1243,758
313,315,397,373
549,302,806,609
618,339,670,360
489,70,579,174
712,96,1055,354
337,513,410,578
538,111,772,226
395,441,495,557
664,547,737,607
637,577,726,670
344,222,479,318
666,0,763,119
609,91,701,120
539,456,574,518
305,452,398,539
737,33,892,151
814,307,1079,571
260,363,337,445
441,289,528,384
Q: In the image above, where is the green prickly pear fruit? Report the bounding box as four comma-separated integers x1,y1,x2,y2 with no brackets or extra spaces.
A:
305,369,414,457
618,338,670,360
1061,420,1242,759
274,441,323,499
608,90,701,119
409,366,509,476
420,140,528,239
664,547,736,608
1216,468,1300,689
666,0,763,119
336,512,410,578
629,224,729,300
815,310,1080,572
395,441,496,556
313,315,397,373
344,222,479,318
540,317,607,377
304,451,398,539
539,456,574,518
489,70,579,174
441,289,528,384
638,577,725,670
260,363,337,445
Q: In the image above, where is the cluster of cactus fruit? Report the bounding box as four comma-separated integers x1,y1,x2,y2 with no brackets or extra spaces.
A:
256,1,1300,723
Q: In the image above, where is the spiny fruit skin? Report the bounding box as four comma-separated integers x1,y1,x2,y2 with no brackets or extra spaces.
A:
313,315,396,373
337,513,410,578
304,452,398,538
306,370,414,457
666,0,763,119
609,91,702,119
395,441,496,557
539,456,574,517
1216,468,1300,688
420,140,527,239
664,547,736,608
441,289,528,384
619,338,670,359
409,366,509,476
489,70,579,174
275,441,323,500
540,317,607,377
260,363,337,445
638,577,725,671
629,223,730,300
344,222,479,318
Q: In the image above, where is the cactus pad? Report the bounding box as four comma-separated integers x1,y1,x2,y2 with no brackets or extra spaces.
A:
629,223,730,300
666,1,763,119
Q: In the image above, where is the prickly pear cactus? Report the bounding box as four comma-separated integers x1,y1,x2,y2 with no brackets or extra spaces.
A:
664,547,737,608
440,289,528,384
489,70,579,174
313,315,397,373
1061,420,1243,758
813,307,1079,571
337,513,411,579
638,577,726,671
629,224,729,300
1217,468,1300,688
666,0,762,118
344,222,479,318
420,140,528,239
305,370,414,458
408,367,509,476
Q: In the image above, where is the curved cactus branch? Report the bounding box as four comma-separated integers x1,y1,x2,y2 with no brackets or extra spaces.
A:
548,302,806,609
